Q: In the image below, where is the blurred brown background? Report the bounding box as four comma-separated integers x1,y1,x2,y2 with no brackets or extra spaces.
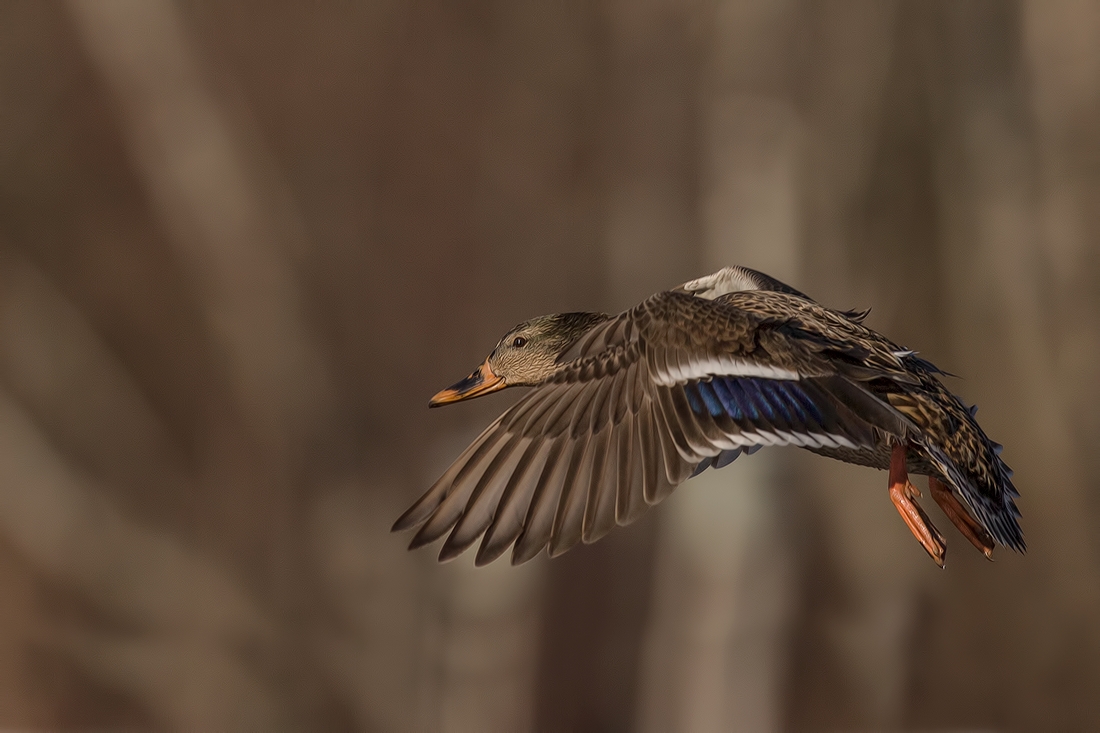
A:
1,0,1099,730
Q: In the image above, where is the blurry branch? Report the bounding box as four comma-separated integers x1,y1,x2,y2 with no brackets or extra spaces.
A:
63,636,283,731
0,256,185,494
800,0,901,305
309,481,428,733
699,1,802,283
0,257,280,728
1022,0,1100,291
637,3,802,731
638,459,796,733
601,0,703,305
415,434,544,733
938,2,1100,579
0,386,281,727
431,554,542,733
1022,0,1100,467
0,257,271,641
789,4,932,728
67,0,332,456
302,432,543,733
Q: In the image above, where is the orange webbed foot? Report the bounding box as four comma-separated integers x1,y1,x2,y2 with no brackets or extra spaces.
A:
929,476,995,560
889,443,947,567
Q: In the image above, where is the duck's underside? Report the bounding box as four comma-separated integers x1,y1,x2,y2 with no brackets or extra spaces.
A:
804,443,936,473
700,441,995,566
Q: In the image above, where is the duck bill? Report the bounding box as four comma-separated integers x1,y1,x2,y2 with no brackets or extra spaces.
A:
429,361,506,407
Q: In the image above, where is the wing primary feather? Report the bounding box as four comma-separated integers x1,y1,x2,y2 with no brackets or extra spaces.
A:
439,435,530,561
547,436,595,557
408,431,514,550
392,418,506,532
615,417,646,525
476,438,554,565
511,439,572,564
583,426,619,543
637,402,669,504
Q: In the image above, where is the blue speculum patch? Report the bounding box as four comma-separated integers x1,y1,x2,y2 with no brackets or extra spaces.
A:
685,376,825,429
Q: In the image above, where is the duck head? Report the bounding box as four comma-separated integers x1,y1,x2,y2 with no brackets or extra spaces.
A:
429,312,607,407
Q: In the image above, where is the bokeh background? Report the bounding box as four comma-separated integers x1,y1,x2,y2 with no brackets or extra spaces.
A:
2,0,1099,730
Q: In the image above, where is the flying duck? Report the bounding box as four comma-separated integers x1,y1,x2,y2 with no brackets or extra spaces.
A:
393,266,1024,568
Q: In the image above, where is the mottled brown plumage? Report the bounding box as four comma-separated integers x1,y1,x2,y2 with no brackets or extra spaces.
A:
394,267,1023,567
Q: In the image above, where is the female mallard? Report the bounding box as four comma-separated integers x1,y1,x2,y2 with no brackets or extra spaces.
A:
393,266,1023,567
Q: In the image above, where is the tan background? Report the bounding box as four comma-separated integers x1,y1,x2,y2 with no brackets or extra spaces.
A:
1,1,1099,730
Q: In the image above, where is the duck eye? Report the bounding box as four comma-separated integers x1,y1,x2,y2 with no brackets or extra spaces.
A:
512,336,527,348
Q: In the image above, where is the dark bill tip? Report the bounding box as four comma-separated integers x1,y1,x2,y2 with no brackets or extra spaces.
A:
428,361,505,407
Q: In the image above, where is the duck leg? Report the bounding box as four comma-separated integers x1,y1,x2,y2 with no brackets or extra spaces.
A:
889,443,946,567
928,476,995,560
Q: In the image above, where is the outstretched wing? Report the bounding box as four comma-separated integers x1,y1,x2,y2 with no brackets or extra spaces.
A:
393,292,917,565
